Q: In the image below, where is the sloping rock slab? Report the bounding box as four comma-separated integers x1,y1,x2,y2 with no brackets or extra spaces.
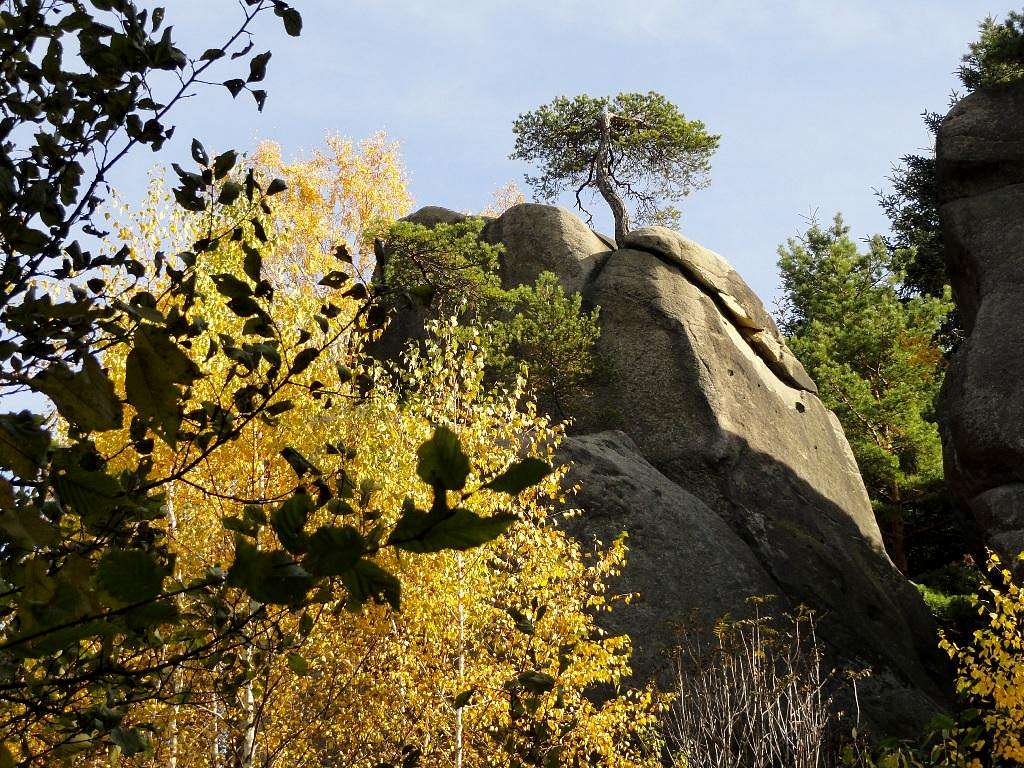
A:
570,246,944,723
621,227,816,392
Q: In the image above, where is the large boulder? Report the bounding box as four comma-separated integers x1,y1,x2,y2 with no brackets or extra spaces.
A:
936,81,1024,563
482,203,612,294
564,232,943,732
620,228,817,392
558,430,778,685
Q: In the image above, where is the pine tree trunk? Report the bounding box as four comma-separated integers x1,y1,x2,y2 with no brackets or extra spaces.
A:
596,105,630,244
889,485,909,575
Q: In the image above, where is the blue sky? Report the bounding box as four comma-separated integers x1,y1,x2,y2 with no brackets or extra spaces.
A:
113,1,1003,303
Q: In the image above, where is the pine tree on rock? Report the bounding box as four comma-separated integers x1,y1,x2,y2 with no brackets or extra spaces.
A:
511,92,719,243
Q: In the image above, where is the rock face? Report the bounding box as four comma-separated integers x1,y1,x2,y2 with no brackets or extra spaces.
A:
936,81,1024,564
568,227,942,734
559,430,779,686
379,203,946,733
481,203,611,295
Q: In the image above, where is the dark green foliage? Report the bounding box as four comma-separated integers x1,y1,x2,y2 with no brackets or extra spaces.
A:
378,218,506,315
483,272,601,417
914,560,984,632
376,221,602,411
416,424,472,491
485,457,553,495
95,548,167,605
959,10,1024,90
879,114,945,300
511,92,719,241
124,323,200,445
777,216,960,575
843,710,990,767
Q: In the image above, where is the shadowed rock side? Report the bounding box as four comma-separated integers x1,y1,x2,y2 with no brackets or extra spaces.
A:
567,233,943,734
936,81,1024,565
559,432,942,736
371,203,946,733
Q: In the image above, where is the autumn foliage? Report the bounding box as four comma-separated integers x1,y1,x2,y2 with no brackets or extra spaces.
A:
80,135,662,767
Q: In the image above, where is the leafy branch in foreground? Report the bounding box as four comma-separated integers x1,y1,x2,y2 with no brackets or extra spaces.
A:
0,2,553,765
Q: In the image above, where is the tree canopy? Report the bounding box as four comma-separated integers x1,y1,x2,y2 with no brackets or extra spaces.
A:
79,158,660,765
959,9,1024,91
777,215,957,575
373,218,602,416
510,92,718,242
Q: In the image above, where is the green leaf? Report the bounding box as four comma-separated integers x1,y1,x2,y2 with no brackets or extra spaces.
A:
318,270,350,288
8,225,50,255
227,538,314,605
96,549,166,606
390,508,514,554
454,688,475,708
223,515,259,538
31,356,123,432
0,507,57,549
213,149,238,180
266,178,287,196
190,139,208,166
484,458,552,495
224,78,245,97
517,670,556,694
303,525,364,576
0,412,50,479
416,426,471,491
341,559,400,611
211,272,251,299
271,493,312,554
50,454,125,529
290,347,319,375
275,5,303,36
265,399,294,416
243,244,262,282
217,180,242,205
286,652,310,676
280,447,320,478
110,726,149,756
124,325,200,446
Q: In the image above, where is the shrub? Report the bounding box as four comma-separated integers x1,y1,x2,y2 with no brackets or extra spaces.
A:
483,272,601,417
938,552,1024,765
374,219,601,409
666,601,839,768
